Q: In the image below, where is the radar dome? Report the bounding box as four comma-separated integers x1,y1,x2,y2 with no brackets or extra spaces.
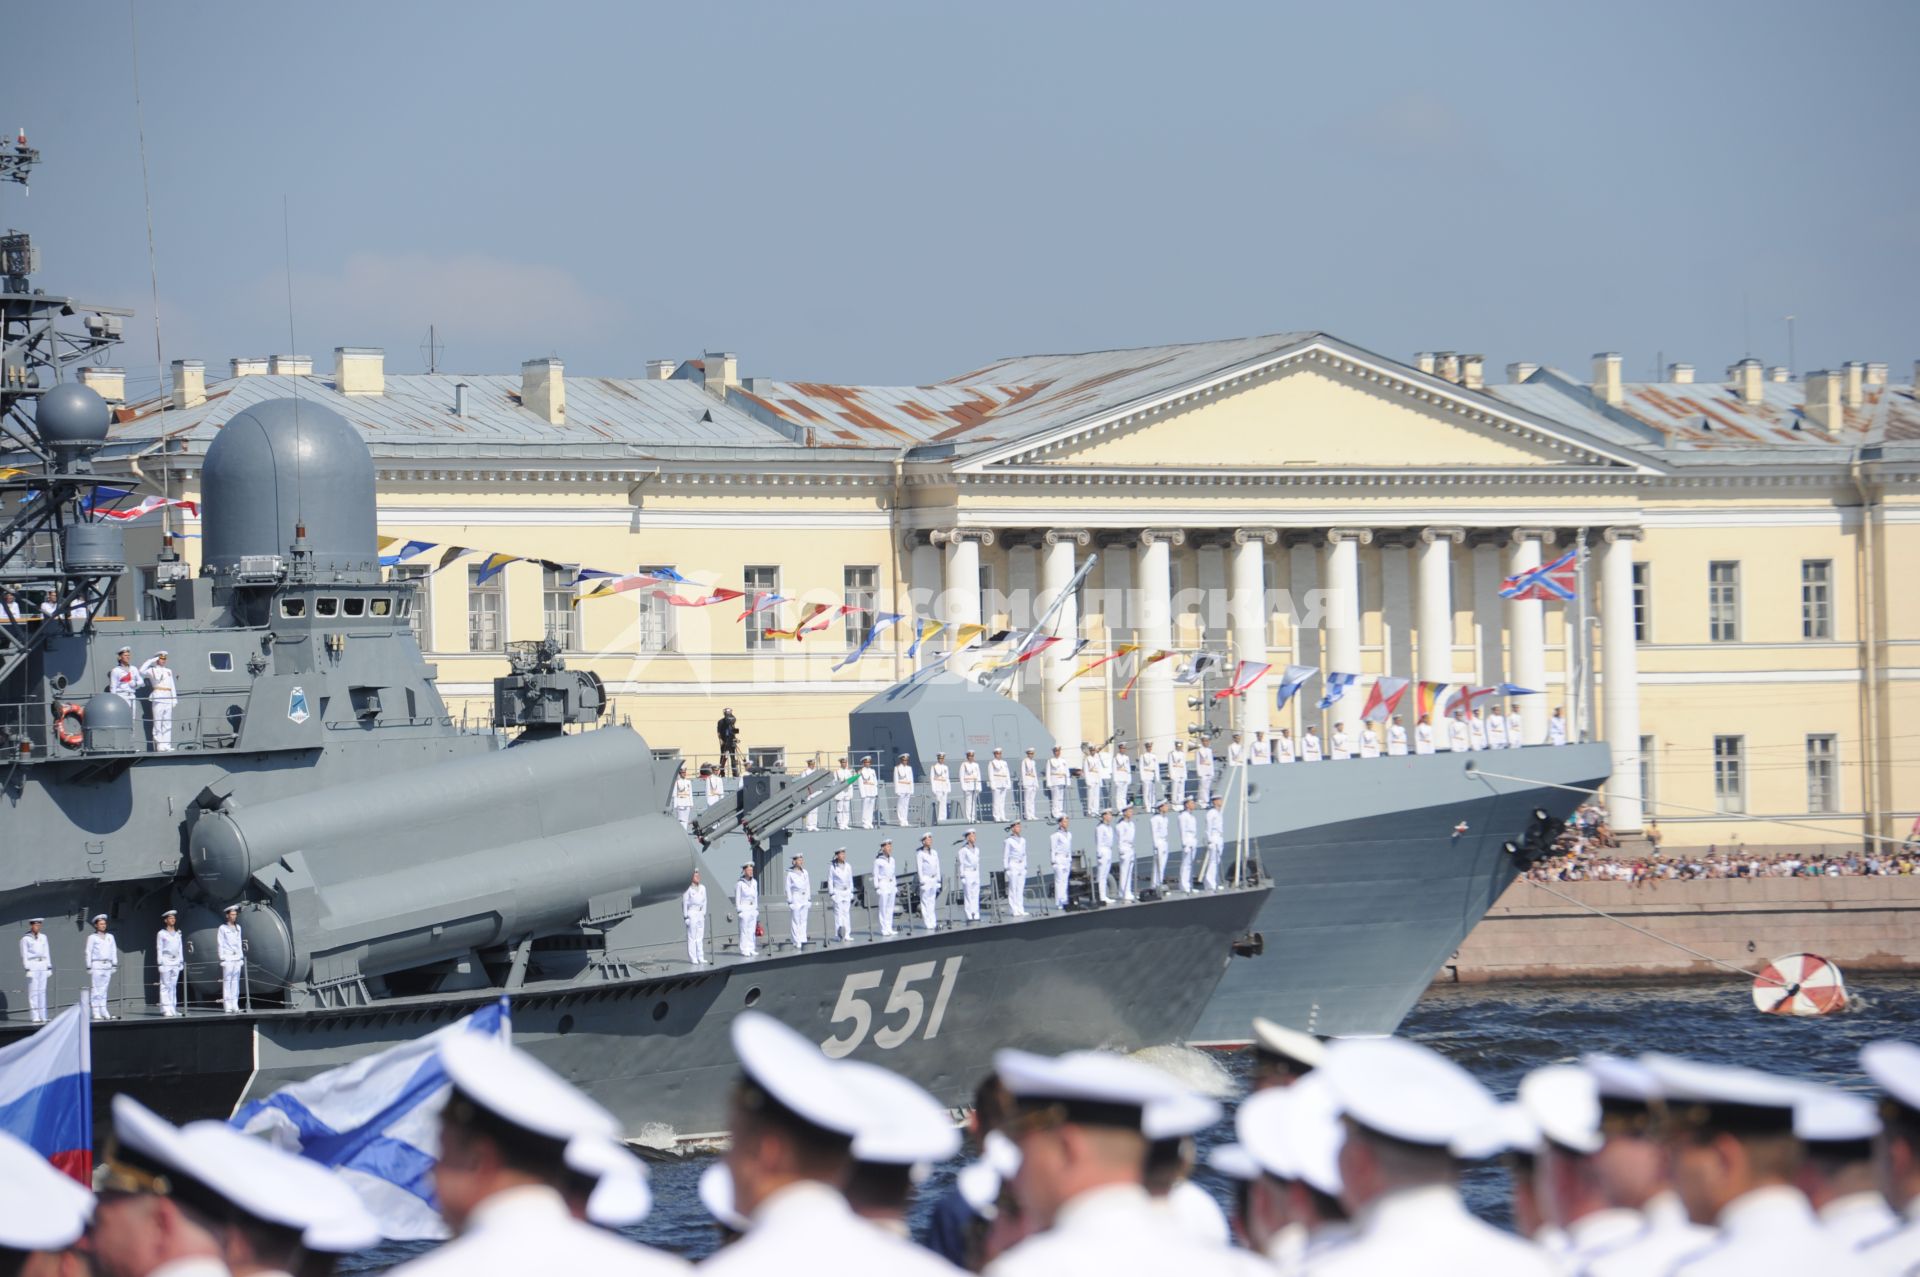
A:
201,398,376,576
36,383,111,454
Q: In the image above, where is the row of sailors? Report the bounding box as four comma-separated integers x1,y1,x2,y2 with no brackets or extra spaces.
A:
680,802,1234,959
672,703,1570,831
17,907,248,1023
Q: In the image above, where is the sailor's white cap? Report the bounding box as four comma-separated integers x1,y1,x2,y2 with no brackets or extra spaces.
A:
117,646,131,655
956,1160,1002,1218
698,1162,748,1232
25,916,44,924
439,1032,619,1145
1452,1101,1542,1161
1640,1054,1802,1131
153,650,168,658
993,1048,1181,1130
731,1011,864,1137
564,1134,652,1228
840,1059,962,1166
0,1129,92,1250
1205,1142,1259,1183
1143,1090,1223,1142
160,909,177,919
964,827,976,835
107,1093,186,1176
1251,1017,1326,1073
1320,1037,1496,1147
1024,747,1035,753
1518,1064,1604,1155
91,914,108,924
1862,1040,1920,1114
177,1120,379,1249
222,904,241,914
1582,1053,1660,1106
983,1130,1021,1179
1237,1074,1344,1196
1794,1083,1881,1145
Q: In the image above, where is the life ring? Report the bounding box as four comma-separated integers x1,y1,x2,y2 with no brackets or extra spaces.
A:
54,702,84,748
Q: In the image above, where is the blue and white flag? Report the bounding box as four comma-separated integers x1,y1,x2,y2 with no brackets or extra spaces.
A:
1272,664,1318,711
232,997,511,1241
833,612,904,672
379,539,437,567
1497,683,1542,696
1316,671,1358,711
0,1003,92,1184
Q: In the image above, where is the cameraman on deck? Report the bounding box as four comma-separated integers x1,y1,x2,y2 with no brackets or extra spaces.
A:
718,707,741,777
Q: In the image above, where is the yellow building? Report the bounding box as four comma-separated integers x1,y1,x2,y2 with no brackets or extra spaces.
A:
90,335,1918,850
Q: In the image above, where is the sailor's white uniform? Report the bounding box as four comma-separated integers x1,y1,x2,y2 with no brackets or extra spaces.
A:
1049,828,1073,908
394,1181,687,1277
1579,1192,1713,1277
1176,809,1199,892
1003,833,1029,915
893,762,915,826
1167,745,1188,804
960,757,982,821
985,1182,1265,1277
803,766,820,831
1251,735,1272,765
1083,749,1106,816
216,918,245,1012
957,838,982,921
1816,1191,1898,1252
828,858,854,940
1506,710,1524,746
156,924,185,1013
1328,729,1351,761
671,775,694,827
1415,721,1435,754
86,927,118,1018
988,754,1012,820
1387,721,1409,755
1202,806,1224,890
1045,754,1069,819
19,929,50,1022
858,763,880,828
1449,717,1471,752
1020,753,1040,820
930,759,952,822
704,772,724,808
141,657,178,751
1468,713,1489,751
1358,727,1381,758
1111,750,1133,807
916,844,942,930
1140,746,1162,807
701,1180,956,1277
1226,740,1245,768
1487,713,1508,749
873,850,898,936
682,881,708,963
1195,745,1214,804
784,866,810,948
1094,822,1115,904
1275,732,1296,763
1548,713,1567,746
1149,810,1170,886
834,764,855,828
1300,730,1322,762
1860,1201,1920,1276
107,660,143,707
1116,817,1137,900
1304,1184,1558,1277
734,875,759,957
1667,1185,1874,1277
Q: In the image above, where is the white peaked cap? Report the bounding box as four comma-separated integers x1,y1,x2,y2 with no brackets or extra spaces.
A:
1452,1101,1542,1161
1251,1017,1327,1071
1518,1065,1604,1155
178,1121,379,1249
730,1011,865,1137
91,914,108,924
699,1162,749,1232
1582,1053,1660,1104
993,1048,1182,1129
439,1032,619,1144
110,1093,187,1168
1238,1073,1344,1197
0,1129,92,1250
1793,1083,1881,1144
1320,1036,1496,1148
1640,1054,1803,1113
1206,1142,1259,1183
982,1129,1021,1180
564,1134,652,1227
1143,1090,1223,1142
1862,1040,1920,1113
840,1059,962,1165
956,1160,1002,1218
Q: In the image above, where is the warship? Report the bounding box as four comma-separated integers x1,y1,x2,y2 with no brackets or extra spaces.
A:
0,135,1269,1145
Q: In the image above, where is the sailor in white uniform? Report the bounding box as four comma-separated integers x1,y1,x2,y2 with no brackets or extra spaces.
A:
215,904,245,1013
1020,748,1040,822
19,918,50,1022
1140,741,1162,808
107,645,143,707
1387,719,1409,755
1116,805,1138,901
1226,735,1245,769
1143,1091,1231,1248
156,908,185,1014
1511,1064,1648,1274
987,748,1012,820
734,865,759,957
785,855,811,950
140,650,178,751
1486,708,1509,750
1237,1073,1354,1269
803,757,822,831
930,753,953,823
1111,744,1133,808
1357,724,1381,758
1300,727,1323,762
1468,709,1489,751
956,829,982,922
1415,714,1436,754
1328,723,1352,761
1202,797,1225,891
1045,746,1070,820
1176,800,1199,893
85,913,118,1019
893,755,915,827
1506,707,1524,747
857,756,880,828
1574,1053,1715,1277
1049,818,1073,910
1003,822,1029,916
1195,742,1215,804
1305,1037,1560,1277
1449,713,1471,753
1791,1083,1896,1251
1275,727,1296,764
828,849,854,942
704,765,725,808
1858,1040,1920,1275
872,841,899,936
700,1014,957,1277
671,767,694,828
1150,802,1172,888
916,834,942,931
960,751,983,822
1249,1016,1327,1091
834,757,855,829
1251,731,1272,765
840,1058,964,1238
1548,707,1568,745
682,871,708,963
1093,812,1116,905
1167,741,1188,805
1082,743,1106,816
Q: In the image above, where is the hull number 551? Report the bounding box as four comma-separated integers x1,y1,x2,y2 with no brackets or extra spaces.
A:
820,956,963,1058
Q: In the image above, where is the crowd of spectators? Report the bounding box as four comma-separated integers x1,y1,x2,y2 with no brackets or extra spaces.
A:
1522,804,1920,884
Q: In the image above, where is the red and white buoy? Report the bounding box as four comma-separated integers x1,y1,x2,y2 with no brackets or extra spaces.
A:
1752,952,1848,1016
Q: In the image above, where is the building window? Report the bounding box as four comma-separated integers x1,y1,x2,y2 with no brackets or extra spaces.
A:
467,566,504,652
636,566,675,653
1630,562,1651,643
1806,734,1837,814
1712,734,1745,814
1800,560,1832,640
542,566,580,650
393,565,432,649
1707,562,1740,642
742,565,780,651
1638,735,1655,823
843,566,878,646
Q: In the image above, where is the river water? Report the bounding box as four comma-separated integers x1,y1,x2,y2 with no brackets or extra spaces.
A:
341,973,1920,1269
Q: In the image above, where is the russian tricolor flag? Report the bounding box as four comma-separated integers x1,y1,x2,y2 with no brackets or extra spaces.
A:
0,1003,92,1184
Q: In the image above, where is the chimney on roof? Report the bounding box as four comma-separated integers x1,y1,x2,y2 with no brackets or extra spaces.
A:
1768,366,1789,383
454,382,470,418
1506,361,1538,384
644,359,676,381
334,346,384,396
1592,352,1623,406
1667,363,1694,384
1802,370,1843,435
1414,352,1436,374
1842,361,1866,408
170,359,205,410
1727,357,1764,405
1433,352,1459,383
1865,362,1887,387
269,354,312,376
1458,354,1484,390
230,356,269,378
78,366,125,404
703,350,738,400
521,358,564,424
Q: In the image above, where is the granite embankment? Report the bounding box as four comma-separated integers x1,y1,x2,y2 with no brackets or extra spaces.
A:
1439,876,1920,984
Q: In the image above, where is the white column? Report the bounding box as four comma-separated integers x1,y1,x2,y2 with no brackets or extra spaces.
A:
939,528,991,677
908,537,942,668
1505,530,1549,742
1472,540,1506,689
1040,530,1087,757
1135,529,1181,753
1599,528,1644,832
1380,538,1413,727
1320,530,1369,722
1416,527,1460,686
1229,530,1276,736
1007,539,1041,715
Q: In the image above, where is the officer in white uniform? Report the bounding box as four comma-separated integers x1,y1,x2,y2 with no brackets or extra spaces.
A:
959,751,982,822
1082,743,1106,816
1002,822,1029,916
1019,747,1040,822
1251,731,1271,765
1306,1037,1560,1277
1143,1091,1230,1247
834,757,855,829
1449,713,1472,752
857,756,880,829
703,765,725,808
671,766,694,829
1415,715,1436,754
1506,707,1524,747
916,834,942,931
785,855,810,950
683,871,708,963
386,1034,685,1276
988,748,1012,820
141,650,178,751
1249,1016,1327,1091
1116,805,1138,901
107,645,143,706
1140,741,1162,808
1300,726,1323,761
1150,802,1172,888
930,753,953,823
841,1058,965,1237
85,913,118,1019
1487,708,1509,750
1236,1074,1353,1268
156,908,185,1014
1111,744,1133,808
1512,1064,1648,1272
1176,800,1199,893
1791,1083,1895,1251
1548,707,1568,745
1167,740,1188,805
0,1121,94,1265
1045,746,1070,820
1575,1053,1714,1277
1203,797,1225,891
1860,1040,1920,1274
1468,709,1489,751
872,841,899,936
217,904,245,1012
956,829,982,922
1049,817,1073,910
700,1014,957,1277
828,849,854,942
1226,735,1245,769
1275,727,1296,763
893,754,915,827
1195,742,1215,804
1358,724,1381,758
19,917,50,1022
734,864,759,957
1328,723,1352,761
1093,811,1116,905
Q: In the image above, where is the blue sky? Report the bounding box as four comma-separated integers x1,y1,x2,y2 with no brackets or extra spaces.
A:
13,0,1917,395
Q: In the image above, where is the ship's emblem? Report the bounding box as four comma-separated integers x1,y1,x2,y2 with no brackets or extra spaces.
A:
288,686,310,724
